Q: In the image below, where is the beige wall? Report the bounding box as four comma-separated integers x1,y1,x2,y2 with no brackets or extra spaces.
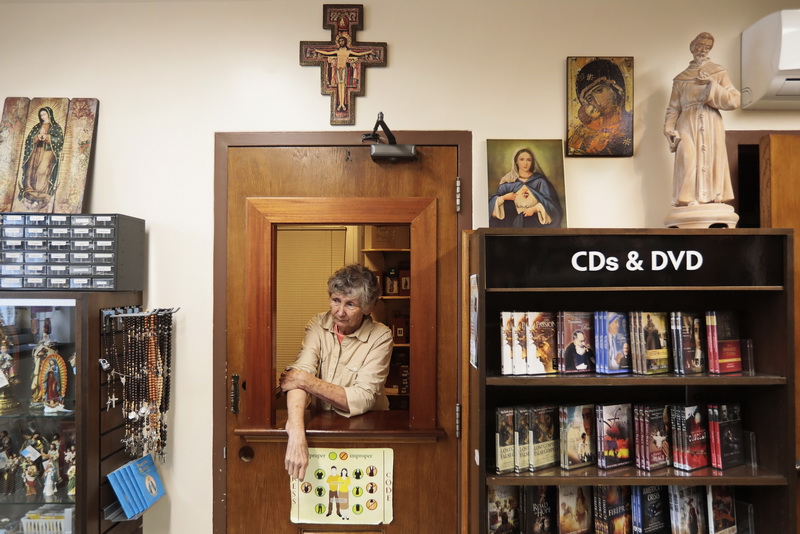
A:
1,0,799,532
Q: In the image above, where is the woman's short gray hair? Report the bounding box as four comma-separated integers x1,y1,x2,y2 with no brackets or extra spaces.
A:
328,264,381,309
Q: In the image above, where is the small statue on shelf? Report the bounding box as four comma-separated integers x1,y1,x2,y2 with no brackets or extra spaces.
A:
29,316,57,407
66,464,76,496
63,444,76,470
40,354,69,413
29,344,53,407
663,32,741,229
41,460,56,498
42,318,52,343
3,453,20,495
0,342,20,415
0,343,14,380
23,464,38,496
0,431,12,456
45,442,60,483
43,359,63,408
20,431,48,458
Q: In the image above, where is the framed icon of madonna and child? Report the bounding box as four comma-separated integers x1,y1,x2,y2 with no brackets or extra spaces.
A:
487,139,567,228
0,97,98,213
566,57,634,157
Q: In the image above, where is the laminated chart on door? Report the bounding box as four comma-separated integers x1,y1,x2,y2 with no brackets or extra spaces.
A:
290,448,394,524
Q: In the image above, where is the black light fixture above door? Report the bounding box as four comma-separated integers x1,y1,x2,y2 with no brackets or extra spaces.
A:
362,112,417,162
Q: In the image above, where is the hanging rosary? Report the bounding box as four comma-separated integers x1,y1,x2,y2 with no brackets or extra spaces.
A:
101,307,178,461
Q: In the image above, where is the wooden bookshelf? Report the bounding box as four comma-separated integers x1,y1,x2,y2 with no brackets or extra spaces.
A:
467,228,796,533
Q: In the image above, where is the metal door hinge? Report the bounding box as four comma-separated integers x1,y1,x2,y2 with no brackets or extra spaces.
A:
455,403,462,438
455,177,461,213
223,447,227,459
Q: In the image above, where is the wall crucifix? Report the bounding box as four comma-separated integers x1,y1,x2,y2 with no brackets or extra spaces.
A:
300,4,387,126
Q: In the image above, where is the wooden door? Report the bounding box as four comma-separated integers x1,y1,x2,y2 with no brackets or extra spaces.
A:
759,133,800,532
212,132,472,533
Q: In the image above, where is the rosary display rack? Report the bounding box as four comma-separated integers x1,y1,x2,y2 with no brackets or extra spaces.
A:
101,307,178,460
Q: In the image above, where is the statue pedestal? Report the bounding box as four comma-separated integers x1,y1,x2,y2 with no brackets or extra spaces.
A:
664,203,739,229
0,381,21,415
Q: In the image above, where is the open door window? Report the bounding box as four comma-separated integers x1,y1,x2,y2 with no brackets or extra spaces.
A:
233,197,442,442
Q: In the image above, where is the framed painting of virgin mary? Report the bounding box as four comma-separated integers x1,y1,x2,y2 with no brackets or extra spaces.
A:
566,56,634,157
487,139,567,228
0,97,98,213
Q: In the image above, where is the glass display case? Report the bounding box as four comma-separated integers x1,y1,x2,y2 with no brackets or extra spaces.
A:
0,291,141,534
0,298,76,532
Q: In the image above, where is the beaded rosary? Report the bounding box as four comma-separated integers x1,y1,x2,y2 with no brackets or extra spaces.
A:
101,308,177,460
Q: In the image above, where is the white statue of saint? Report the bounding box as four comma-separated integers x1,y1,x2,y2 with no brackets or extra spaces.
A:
663,32,741,228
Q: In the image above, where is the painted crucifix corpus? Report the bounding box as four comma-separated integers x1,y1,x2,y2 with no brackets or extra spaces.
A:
300,4,387,125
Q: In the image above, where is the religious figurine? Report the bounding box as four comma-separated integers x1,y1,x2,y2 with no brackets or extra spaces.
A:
43,358,63,409
0,430,11,486
66,464,76,496
41,460,56,498
23,464,38,496
63,444,76,469
0,431,12,456
3,453,20,495
663,32,741,228
39,353,68,413
20,430,48,462
30,343,54,407
0,343,14,380
45,441,60,483
0,343,20,414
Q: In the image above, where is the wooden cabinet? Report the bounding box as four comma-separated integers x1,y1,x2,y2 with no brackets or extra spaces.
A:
467,229,796,533
362,230,411,411
759,133,800,531
0,291,142,534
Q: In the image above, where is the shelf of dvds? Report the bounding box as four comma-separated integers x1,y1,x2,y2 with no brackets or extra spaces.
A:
486,374,787,386
467,228,797,533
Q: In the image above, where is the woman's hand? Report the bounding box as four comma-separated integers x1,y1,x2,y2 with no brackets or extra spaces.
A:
285,389,310,480
501,192,516,201
285,418,309,480
280,368,309,393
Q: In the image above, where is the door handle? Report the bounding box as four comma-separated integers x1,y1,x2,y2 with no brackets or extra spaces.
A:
230,374,240,414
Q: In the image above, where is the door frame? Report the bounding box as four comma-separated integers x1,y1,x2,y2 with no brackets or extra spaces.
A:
212,131,472,533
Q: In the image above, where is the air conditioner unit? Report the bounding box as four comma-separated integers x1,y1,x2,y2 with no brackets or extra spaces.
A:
741,9,800,110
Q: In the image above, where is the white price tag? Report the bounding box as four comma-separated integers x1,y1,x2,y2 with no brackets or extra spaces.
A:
21,445,41,462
